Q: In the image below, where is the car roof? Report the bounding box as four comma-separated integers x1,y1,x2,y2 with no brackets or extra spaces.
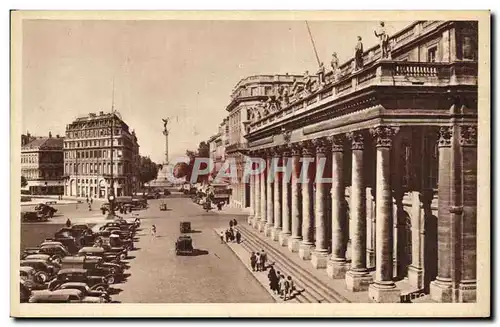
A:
40,242,64,247
79,247,104,253
58,268,87,274
20,266,35,273
21,259,48,265
60,282,89,289
62,256,101,263
24,254,51,260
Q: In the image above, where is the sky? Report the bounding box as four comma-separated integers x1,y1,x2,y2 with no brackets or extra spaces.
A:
22,19,410,164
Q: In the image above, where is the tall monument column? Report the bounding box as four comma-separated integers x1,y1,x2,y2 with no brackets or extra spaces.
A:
162,118,170,165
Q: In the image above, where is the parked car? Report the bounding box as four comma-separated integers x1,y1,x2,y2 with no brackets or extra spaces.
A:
21,211,49,222
34,203,58,218
29,289,107,303
20,281,33,303
20,266,48,290
60,256,120,284
38,242,71,262
47,268,109,292
160,202,168,211
180,221,191,233
175,235,194,256
77,247,122,264
52,282,111,302
20,260,58,283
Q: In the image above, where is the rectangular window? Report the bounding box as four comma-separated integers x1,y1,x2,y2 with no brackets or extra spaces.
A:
427,46,437,63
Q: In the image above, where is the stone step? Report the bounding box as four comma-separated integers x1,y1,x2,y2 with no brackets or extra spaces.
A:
238,233,315,303
239,224,350,303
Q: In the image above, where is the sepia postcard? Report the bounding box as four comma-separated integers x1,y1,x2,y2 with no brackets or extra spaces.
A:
10,10,490,318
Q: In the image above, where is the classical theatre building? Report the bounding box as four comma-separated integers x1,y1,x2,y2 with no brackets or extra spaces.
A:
239,21,478,302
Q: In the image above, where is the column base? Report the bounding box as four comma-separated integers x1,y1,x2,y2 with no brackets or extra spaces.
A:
288,237,301,253
271,227,281,241
311,251,328,269
345,270,373,292
326,259,348,279
429,278,453,303
407,265,424,291
247,216,253,225
252,218,260,229
278,232,290,246
458,280,477,303
264,223,272,237
257,220,266,232
366,249,375,269
368,282,401,303
298,243,314,260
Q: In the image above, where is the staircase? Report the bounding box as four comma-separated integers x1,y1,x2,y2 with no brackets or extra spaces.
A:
237,224,351,303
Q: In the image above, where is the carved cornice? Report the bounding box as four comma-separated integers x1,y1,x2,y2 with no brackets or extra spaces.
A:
346,131,364,150
438,126,453,148
370,126,400,148
326,134,346,152
459,125,477,147
312,138,328,155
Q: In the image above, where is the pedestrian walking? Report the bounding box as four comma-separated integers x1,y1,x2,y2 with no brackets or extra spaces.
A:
229,220,234,228
276,271,282,295
233,219,238,227
268,265,278,293
287,276,295,299
279,274,288,300
250,252,257,271
90,198,93,205
235,230,241,244
220,231,224,244
255,252,262,272
224,229,230,242
260,250,267,271
86,197,89,204
151,224,157,237
88,203,92,211
65,218,71,227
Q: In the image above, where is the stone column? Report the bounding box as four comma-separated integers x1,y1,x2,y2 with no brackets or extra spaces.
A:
258,153,267,232
368,126,401,303
430,126,453,302
252,154,261,229
345,131,373,291
248,158,255,225
458,125,477,303
288,144,302,252
366,188,376,269
407,191,424,290
272,149,282,241
299,141,315,260
279,148,292,246
311,138,329,268
265,154,274,236
327,135,348,278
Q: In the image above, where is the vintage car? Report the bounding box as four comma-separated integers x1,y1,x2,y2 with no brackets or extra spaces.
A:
43,236,80,254
175,235,194,256
47,268,109,292
77,246,122,263
20,281,32,303
53,282,111,302
160,202,168,211
20,266,48,290
29,289,107,303
99,221,136,234
180,221,191,233
20,259,59,283
38,243,71,262
61,256,123,284
34,203,58,217
23,254,62,270
21,211,49,222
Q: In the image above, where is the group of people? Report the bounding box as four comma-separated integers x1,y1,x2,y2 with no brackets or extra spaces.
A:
249,250,297,301
220,219,241,244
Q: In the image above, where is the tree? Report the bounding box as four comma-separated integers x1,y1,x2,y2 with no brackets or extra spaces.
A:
138,156,159,187
174,142,211,184
21,176,27,188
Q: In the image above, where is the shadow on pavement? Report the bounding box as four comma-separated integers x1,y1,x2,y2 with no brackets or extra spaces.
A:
188,230,202,234
181,249,209,256
108,287,123,295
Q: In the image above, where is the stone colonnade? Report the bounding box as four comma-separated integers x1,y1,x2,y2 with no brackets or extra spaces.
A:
247,125,477,303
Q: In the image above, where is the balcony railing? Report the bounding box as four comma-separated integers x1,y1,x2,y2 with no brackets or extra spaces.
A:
248,60,477,133
225,142,248,153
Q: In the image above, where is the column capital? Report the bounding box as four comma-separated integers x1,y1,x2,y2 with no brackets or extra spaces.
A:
459,125,477,147
327,134,346,152
346,131,364,150
370,126,399,148
290,143,302,156
437,126,453,148
312,138,328,155
279,144,291,157
299,140,315,157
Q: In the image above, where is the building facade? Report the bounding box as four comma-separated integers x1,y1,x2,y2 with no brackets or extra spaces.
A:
21,133,65,195
225,74,311,208
241,21,477,303
63,111,141,199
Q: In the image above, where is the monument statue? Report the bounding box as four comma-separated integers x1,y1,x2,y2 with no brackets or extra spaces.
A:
162,118,170,165
374,21,391,59
162,118,170,132
354,36,364,71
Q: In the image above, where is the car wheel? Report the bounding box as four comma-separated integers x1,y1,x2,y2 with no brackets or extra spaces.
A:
51,255,62,265
106,275,115,284
35,271,49,283
92,285,107,292
119,253,126,261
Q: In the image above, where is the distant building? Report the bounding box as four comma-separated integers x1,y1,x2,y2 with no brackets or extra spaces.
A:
63,111,140,198
208,117,228,180
225,74,304,208
21,132,64,195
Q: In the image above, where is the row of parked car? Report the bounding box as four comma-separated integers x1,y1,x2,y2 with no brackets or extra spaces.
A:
20,217,141,303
